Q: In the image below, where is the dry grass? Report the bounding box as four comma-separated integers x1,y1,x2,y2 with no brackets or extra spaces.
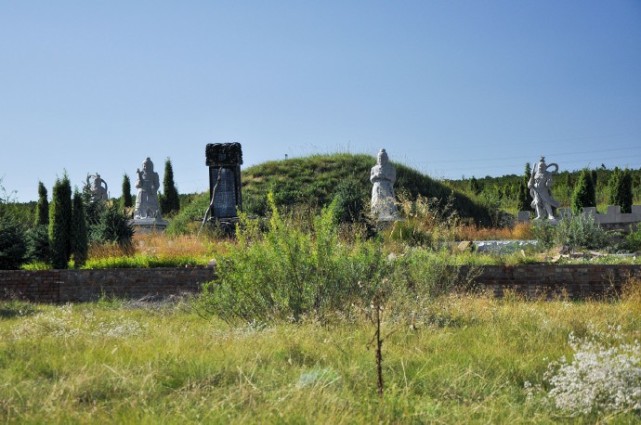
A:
88,233,232,262
454,222,533,241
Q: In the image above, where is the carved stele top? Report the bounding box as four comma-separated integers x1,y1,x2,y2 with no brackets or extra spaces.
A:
206,143,243,166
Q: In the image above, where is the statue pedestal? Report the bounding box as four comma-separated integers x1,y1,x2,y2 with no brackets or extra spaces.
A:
129,218,168,234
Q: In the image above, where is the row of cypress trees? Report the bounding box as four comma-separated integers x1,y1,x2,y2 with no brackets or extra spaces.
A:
571,167,634,213
34,175,89,269
37,158,180,269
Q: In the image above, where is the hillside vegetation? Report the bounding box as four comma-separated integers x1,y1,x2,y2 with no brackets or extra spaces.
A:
170,153,494,233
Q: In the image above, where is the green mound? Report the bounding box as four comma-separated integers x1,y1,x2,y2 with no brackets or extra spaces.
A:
169,153,493,233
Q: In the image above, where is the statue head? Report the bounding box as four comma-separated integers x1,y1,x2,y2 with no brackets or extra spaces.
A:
142,157,154,173
377,149,389,165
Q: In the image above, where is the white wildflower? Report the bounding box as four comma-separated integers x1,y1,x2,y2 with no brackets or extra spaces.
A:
545,328,641,416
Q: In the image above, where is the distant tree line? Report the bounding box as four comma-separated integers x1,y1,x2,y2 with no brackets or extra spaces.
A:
447,165,640,214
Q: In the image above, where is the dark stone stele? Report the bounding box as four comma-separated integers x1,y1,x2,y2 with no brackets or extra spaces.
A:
205,143,243,219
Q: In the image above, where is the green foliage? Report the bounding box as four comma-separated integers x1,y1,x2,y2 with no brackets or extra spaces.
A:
165,193,210,235
199,194,388,322
571,169,596,213
533,213,607,251
516,179,529,212
469,176,481,195
624,227,641,253
89,204,134,247
25,225,50,263
49,174,73,269
71,191,88,268
198,194,473,323
332,178,368,223
160,158,180,216
121,174,133,209
0,216,27,270
84,254,203,269
609,168,633,213
34,181,49,226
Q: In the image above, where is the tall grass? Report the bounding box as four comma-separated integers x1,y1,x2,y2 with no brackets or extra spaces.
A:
2,287,641,423
83,233,229,268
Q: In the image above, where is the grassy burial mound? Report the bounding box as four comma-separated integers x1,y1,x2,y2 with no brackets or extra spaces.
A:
170,153,493,234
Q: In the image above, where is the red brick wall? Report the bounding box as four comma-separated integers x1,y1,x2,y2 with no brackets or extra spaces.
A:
1,264,639,303
0,267,215,303
465,264,641,299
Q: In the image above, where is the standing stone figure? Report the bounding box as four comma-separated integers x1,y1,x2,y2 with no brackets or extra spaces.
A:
370,148,398,221
528,156,560,220
134,157,161,219
86,173,109,202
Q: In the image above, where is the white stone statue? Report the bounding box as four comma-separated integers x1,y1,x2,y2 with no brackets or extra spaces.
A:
528,156,560,220
134,157,161,219
86,173,108,202
370,148,398,221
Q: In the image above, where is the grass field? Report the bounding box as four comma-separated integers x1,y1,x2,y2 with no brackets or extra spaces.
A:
1,290,640,424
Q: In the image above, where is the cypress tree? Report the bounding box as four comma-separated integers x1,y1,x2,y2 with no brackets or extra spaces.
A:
34,181,49,226
571,169,596,213
160,158,180,215
71,190,88,268
610,168,633,213
470,176,481,195
516,179,529,211
523,162,533,208
121,173,133,209
49,174,72,269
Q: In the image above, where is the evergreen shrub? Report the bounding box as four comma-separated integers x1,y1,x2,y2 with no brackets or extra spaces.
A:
571,169,596,213
0,216,27,270
49,175,72,269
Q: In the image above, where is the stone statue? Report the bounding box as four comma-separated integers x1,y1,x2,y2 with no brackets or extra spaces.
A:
528,156,560,220
86,173,108,202
370,148,398,221
134,157,161,219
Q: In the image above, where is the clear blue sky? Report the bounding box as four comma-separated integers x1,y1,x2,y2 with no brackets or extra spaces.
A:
2,1,640,202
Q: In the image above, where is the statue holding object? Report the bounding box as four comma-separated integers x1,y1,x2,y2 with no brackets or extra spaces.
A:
528,156,560,220
86,173,109,202
134,157,161,219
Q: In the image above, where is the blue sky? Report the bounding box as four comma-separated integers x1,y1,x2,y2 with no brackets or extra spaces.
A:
1,1,640,202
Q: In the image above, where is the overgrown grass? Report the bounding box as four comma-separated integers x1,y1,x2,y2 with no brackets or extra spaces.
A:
1,287,641,423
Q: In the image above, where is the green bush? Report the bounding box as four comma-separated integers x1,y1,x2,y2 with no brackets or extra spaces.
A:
25,224,50,263
0,216,27,270
198,194,472,323
165,193,210,235
90,204,134,246
624,227,641,253
533,213,607,251
332,178,368,223
199,194,390,322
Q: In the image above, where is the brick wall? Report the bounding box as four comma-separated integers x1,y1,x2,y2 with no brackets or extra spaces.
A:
1,264,639,303
0,267,215,303
467,264,641,299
